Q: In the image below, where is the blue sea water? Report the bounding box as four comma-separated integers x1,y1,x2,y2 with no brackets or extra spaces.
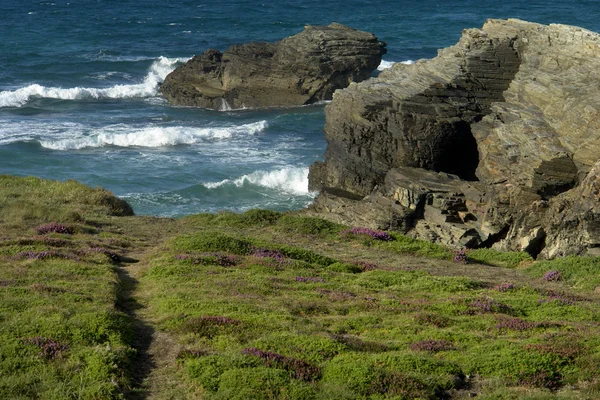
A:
1,0,599,216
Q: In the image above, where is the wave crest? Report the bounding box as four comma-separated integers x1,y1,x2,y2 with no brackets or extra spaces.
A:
377,59,415,71
203,167,312,195
38,120,268,150
0,56,189,108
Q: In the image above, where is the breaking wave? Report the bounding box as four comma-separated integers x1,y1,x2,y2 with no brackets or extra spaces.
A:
377,59,415,71
37,120,268,150
203,167,312,195
0,56,189,108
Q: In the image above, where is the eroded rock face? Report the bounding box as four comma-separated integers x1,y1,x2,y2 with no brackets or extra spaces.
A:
307,19,600,258
160,23,386,110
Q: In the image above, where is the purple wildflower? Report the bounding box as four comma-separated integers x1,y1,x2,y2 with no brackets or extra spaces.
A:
21,337,68,360
543,270,562,282
36,222,74,235
494,283,517,292
241,348,321,381
467,296,513,314
251,248,288,266
14,250,79,261
410,339,454,352
174,253,237,267
539,290,576,305
495,317,536,331
516,370,563,390
452,248,468,264
340,227,393,241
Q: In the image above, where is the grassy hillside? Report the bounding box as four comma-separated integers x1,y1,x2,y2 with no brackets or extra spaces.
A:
1,176,599,399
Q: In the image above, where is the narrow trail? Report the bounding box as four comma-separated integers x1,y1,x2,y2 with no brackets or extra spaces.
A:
108,217,189,399
116,250,186,400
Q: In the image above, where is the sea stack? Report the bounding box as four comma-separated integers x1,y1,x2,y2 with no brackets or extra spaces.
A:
160,23,386,110
306,19,600,259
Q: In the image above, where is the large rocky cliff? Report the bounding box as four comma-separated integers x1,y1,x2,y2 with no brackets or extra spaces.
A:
307,19,600,259
160,23,386,110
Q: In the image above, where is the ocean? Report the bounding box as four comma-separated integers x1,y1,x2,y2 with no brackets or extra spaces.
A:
1,0,598,217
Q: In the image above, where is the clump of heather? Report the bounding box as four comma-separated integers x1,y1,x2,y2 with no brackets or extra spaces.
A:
495,317,536,332
515,370,563,390
354,261,379,271
494,283,517,292
410,339,454,353
21,337,68,360
467,296,513,315
179,315,242,338
241,348,321,381
36,222,74,235
250,247,288,267
174,253,237,267
295,276,325,283
15,250,79,261
340,227,393,241
215,254,237,267
414,313,450,328
452,248,468,264
539,290,576,305
543,270,562,282
525,335,582,360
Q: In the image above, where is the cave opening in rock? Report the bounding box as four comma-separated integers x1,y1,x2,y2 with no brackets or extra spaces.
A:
437,120,480,181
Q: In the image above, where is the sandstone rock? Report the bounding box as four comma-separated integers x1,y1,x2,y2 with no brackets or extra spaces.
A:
160,23,386,110
307,19,600,258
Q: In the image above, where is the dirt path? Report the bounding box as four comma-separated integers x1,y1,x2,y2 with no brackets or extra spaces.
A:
115,251,189,399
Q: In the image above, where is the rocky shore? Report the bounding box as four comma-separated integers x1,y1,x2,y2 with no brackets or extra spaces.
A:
160,23,386,110
307,19,600,259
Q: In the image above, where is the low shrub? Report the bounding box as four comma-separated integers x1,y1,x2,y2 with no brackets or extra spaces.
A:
170,232,252,255
410,339,455,353
241,348,321,381
340,227,393,241
21,336,68,360
36,222,74,235
276,215,343,236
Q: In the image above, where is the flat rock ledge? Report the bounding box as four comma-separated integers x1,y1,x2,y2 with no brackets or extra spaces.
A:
307,18,600,259
160,23,386,110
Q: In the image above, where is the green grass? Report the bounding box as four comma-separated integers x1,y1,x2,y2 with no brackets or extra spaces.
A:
140,226,600,399
3,176,600,399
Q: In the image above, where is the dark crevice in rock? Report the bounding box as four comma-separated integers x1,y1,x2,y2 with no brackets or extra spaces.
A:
524,229,547,259
435,120,480,181
321,187,365,201
478,225,511,249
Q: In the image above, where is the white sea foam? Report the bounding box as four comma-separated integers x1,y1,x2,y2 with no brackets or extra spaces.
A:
377,59,415,71
203,166,312,195
37,120,268,150
0,56,189,108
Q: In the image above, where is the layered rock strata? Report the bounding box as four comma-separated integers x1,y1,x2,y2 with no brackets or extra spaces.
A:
160,23,386,110
307,19,600,258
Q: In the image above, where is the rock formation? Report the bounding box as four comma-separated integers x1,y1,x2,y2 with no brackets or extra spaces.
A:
160,23,386,110
307,18,600,259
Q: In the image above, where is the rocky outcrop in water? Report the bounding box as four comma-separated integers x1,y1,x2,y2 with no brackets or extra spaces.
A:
307,19,600,258
160,23,386,110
